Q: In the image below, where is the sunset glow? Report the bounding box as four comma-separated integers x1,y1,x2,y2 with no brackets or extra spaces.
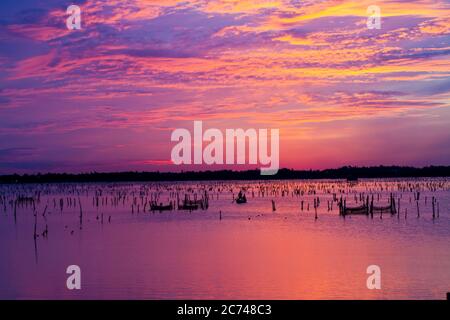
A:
0,0,449,173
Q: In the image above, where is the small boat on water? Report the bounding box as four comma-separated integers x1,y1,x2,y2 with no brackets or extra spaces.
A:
341,204,369,216
236,197,247,204
372,202,396,214
176,194,208,211
150,202,173,212
339,194,396,216
178,203,199,210
235,191,247,204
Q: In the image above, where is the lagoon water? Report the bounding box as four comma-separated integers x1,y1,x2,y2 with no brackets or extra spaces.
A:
0,179,449,299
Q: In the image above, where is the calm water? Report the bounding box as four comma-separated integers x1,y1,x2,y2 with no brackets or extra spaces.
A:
0,179,449,299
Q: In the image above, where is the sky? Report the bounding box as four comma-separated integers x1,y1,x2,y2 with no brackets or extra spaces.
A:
0,0,449,174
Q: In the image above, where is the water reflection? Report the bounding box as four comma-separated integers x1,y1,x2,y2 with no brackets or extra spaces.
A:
0,178,449,299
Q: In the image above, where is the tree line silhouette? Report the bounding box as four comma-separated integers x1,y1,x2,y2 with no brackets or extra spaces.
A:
0,166,449,183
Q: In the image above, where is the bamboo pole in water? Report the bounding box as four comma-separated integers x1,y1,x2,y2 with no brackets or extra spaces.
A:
78,198,83,230
14,199,17,224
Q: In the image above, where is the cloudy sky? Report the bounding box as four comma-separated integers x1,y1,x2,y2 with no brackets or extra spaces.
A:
0,0,449,173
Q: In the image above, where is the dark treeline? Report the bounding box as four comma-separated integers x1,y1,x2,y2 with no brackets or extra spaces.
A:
0,166,449,183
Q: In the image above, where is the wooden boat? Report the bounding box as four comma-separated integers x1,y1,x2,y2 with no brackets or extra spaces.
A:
372,204,396,214
235,190,247,204
178,203,199,210
341,204,368,215
178,197,200,210
339,197,369,216
150,203,173,212
371,193,397,215
340,194,397,216
189,199,206,208
177,193,207,211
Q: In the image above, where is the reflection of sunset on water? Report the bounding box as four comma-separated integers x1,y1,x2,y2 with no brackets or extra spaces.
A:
1,179,449,299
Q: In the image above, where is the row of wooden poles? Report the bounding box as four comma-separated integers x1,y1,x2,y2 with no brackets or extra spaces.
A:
338,192,440,219
0,186,445,244
2,190,443,220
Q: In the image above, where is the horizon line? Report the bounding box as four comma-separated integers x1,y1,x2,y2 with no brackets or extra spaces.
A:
1,165,450,183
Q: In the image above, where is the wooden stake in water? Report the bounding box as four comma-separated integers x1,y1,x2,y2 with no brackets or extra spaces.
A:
14,199,17,224
313,198,318,220
78,198,83,230
432,196,435,219
416,200,420,218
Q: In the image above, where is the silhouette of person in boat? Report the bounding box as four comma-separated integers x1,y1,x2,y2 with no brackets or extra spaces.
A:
236,191,247,204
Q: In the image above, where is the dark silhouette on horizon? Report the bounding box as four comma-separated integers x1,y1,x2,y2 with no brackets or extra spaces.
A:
1,165,449,183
